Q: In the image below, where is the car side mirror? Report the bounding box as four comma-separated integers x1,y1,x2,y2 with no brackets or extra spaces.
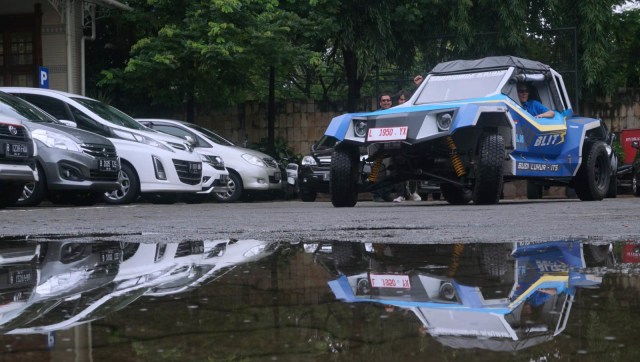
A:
632,140,640,150
59,119,77,128
184,135,197,147
310,141,318,152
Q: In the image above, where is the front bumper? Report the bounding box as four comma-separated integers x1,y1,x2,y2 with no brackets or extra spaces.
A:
299,165,331,194
39,146,121,192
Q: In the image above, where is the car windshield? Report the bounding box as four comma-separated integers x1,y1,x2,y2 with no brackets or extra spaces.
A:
188,123,234,146
72,97,146,130
415,70,508,104
0,92,59,124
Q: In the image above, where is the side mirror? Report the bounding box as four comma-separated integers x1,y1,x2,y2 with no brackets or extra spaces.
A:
310,140,318,152
59,119,77,128
184,135,197,147
632,140,640,150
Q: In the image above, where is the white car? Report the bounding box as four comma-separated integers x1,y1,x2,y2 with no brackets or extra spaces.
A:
138,118,283,202
1,88,205,204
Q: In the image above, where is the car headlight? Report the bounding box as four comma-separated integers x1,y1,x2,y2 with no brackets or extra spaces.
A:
301,155,317,166
436,112,453,131
354,120,367,137
202,154,225,168
32,129,82,152
241,153,267,167
112,129,174,152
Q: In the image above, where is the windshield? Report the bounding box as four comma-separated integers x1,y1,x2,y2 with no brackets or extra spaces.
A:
0,92,58,123
415,70,508,104
72,97,146,130
189,123,234,146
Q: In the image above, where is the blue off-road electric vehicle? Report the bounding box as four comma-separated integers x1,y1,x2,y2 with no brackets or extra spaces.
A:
324,56,614,207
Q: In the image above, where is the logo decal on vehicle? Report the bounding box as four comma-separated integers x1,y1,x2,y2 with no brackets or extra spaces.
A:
534,133,565,147
517,162,560,172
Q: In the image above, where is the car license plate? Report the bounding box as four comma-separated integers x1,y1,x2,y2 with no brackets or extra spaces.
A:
367,126,408,142
369,274,411,289
6,142,28,157
322,172,330,181
100,250,121,263
9,269,33,285
274,171,281,181
98,159,118,172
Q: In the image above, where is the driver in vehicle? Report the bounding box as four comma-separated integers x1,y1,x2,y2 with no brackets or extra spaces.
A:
517,83,555,119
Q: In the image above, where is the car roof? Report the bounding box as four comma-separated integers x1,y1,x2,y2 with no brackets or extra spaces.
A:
430,55,551,75
0,87,93,101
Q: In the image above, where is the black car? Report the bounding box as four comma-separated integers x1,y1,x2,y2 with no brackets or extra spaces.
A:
298,136,336,202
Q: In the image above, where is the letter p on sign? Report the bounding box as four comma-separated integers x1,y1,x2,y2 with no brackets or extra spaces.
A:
39,66,49,89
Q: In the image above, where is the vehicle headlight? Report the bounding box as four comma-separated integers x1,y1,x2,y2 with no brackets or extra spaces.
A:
301,155,317,166
112,129,173,152
241,154,266,167
32,129,82,152
202,154,225,168
436,112,453,131
243,244,267,257
354,120,367,137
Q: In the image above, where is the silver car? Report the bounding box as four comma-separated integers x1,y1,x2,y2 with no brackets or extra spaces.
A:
138,119,283,202
0,91,120,206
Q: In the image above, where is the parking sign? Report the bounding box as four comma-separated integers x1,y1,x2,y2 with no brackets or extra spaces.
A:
39,66,49,88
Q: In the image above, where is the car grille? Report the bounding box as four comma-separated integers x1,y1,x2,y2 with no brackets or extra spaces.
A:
89,169,119,181
80,143,118,158
0,123,28,141
175,240,205,257
263,157,278,168
172,159,202,185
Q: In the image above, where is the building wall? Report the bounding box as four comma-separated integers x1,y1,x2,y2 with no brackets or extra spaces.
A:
41,2,68,91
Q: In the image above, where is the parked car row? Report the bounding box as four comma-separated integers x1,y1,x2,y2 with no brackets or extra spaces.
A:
0,87,285,207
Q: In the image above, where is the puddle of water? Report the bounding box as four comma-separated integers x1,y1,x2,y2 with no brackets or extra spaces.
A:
1,238,639,361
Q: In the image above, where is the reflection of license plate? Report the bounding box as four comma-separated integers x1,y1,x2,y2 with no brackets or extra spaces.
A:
6,142,28,157
100,250,120,263
190,163,202,172
367,126,408,142
370,274,411,289
9,269,33,285
99,159,118,171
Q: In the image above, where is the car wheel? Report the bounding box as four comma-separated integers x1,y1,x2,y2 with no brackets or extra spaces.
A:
440,183,472,205
182,193,208,204
633,173,640,197
526,181,543,199
472,133,504,205
573,141,610,201
330,146,359,207
212,172,243,202
103,163,140,205
16,164,47,207
145,193,179,204
299,188,317,202
0,181,24,208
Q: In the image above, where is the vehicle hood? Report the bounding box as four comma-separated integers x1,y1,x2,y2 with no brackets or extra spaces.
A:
23,121,113,145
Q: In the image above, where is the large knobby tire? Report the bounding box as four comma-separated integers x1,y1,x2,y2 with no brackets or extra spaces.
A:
103,162,140,205
440,183,472,205
0,182,24,208
212,171,243,203
526,181,543,199
330,147,359,207
473,134,504,205
574,141,610,201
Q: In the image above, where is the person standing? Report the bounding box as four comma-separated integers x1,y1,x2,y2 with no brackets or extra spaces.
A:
372,93,394,202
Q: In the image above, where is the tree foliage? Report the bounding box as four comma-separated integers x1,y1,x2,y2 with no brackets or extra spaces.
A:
89,0,636,116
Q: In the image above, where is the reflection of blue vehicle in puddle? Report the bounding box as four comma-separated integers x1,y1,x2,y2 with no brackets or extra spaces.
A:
326,241,613,351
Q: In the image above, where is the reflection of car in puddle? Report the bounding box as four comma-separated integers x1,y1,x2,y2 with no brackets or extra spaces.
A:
0,240,121,333
318,240,614,351
1,239,279,335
